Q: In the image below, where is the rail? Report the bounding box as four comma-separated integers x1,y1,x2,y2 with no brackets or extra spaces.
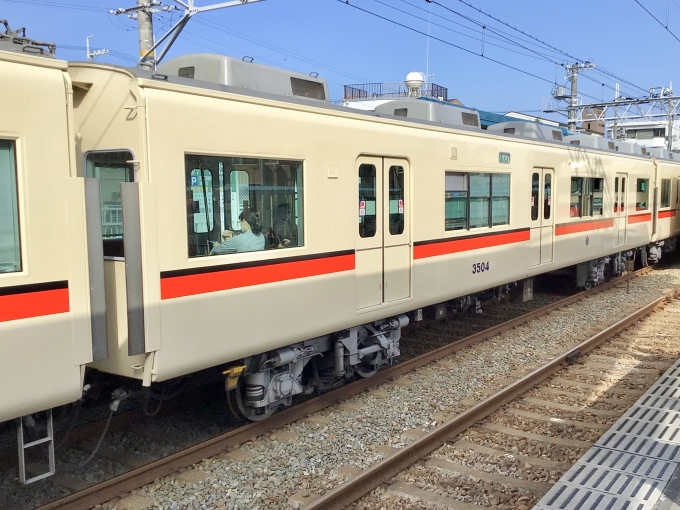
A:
36,267,653,510
307,280,678,509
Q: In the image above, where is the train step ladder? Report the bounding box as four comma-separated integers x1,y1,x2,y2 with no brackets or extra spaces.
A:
17,410,55,484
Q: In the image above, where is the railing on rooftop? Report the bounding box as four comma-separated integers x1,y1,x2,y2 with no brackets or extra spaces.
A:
344,82,448,101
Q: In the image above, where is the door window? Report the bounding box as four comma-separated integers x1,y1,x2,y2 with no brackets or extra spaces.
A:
543,174,551,220
359,164,377,238
85,151,134,257
388,165,405,235
531,173,539,221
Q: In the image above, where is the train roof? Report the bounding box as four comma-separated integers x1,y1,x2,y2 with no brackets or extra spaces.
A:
0,21,55,58
67,57,679,164
156,53,330,104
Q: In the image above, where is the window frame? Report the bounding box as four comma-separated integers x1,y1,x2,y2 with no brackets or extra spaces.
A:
84,149,135,259
569,176,603,218
445,171,510,231
185,154,305,258
636,178,650,211
661,178,672,209
0,139,22,274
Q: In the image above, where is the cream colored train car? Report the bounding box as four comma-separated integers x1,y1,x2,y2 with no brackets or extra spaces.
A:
66,54,678,421
0,42,104,481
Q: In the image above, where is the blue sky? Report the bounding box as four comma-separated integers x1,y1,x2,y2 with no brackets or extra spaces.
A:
2,0,678,120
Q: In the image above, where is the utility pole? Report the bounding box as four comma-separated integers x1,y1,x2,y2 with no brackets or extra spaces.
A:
668,82,675,151
137,0,155,70
86,35,109,62
111,0,265,70
565,61,595,132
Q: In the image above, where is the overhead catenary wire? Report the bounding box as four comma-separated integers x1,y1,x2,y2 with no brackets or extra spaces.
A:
389,0,644,98
372,0,567,65
339,0,607,103
634,0,680,44
338,0,556,86
0,0,110,12
194,18,372,83
450,0,650,95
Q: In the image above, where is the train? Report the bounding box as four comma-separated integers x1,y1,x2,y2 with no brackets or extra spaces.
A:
1,26,679,483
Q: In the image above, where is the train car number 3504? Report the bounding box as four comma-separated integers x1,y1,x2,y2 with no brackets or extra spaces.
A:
472,262,490,274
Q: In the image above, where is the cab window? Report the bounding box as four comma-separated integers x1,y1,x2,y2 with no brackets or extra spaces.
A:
85,151,134,258
185,155,303,257
0,140,20,273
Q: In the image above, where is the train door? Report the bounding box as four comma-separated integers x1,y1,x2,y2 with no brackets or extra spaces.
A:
614,173,627,246
529,168,554,266
356,156,411,310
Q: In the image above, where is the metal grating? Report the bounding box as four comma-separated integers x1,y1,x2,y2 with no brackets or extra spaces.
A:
535,357,680,510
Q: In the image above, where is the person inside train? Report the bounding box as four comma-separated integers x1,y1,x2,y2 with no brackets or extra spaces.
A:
273,203,297,248
210,210,265,255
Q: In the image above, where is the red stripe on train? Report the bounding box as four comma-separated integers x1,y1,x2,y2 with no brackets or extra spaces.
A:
0,288,70,323
658,210,677,219
628,213,652,224
555,218,614,236
413,229,530,260
161,253,355,300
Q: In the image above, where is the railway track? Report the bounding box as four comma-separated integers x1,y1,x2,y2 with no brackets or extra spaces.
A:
308,288,680,510
6,266,671,510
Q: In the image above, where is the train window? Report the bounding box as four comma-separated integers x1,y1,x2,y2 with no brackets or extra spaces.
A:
543,174,552,220
469,173,491,228
445,172,468,231
570,177,582,217
661,179,671,208
614,177,619,212
388,165,405,235
185,155,304,257
621,177,626,211
359,164,377,238
636,179,649,210
591,178,603,216
0,140,21,273
531,173,539,221
491,174,510,226
85,151,134,258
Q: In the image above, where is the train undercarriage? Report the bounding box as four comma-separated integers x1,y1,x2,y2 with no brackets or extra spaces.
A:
225,315,409,421
223,240,676,422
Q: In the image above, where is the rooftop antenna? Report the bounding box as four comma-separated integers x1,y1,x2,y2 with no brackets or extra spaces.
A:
425,0,432,81
86,35,109,62
111,0,265,71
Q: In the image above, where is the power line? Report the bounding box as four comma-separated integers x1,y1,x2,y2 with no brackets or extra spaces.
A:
194,18,372,83
450,0,649,94
423,0,562,66
0,0,110,12
338,0,556,86
371,0,564,65
634,0,680,44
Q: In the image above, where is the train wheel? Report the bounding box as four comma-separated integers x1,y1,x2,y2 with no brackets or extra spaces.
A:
226,378,274,422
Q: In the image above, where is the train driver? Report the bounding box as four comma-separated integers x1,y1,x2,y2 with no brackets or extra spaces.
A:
210,210,265,255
